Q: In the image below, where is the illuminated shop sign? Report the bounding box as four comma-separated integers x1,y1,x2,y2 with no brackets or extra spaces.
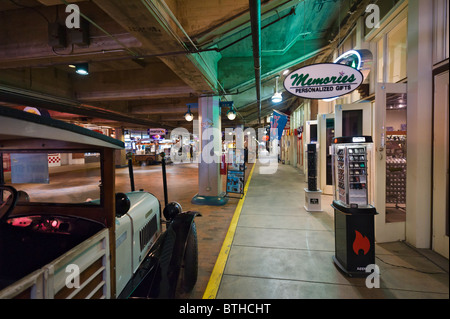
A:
321,49,372,101
283,63,363,100
334,49,372,77
334,50,362,69
148,128,167,135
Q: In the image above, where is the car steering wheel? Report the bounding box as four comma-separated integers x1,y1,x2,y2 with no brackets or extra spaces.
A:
0,185,19,223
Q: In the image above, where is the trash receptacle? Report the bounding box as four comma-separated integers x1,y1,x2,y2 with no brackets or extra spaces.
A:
332,200,377,277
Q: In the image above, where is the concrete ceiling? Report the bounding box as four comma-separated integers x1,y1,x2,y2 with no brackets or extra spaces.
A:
0,0,371,131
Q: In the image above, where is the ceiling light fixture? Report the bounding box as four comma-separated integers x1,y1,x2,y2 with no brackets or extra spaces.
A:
184,104,194,121
272,75,282,103
75,63,89,75
272,92,282,103
226,105,237,120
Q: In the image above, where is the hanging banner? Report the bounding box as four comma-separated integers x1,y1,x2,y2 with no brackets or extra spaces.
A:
270,110,288,140
283,63,363,100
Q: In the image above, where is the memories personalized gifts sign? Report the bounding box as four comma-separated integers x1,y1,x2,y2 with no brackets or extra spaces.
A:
283,63,363,100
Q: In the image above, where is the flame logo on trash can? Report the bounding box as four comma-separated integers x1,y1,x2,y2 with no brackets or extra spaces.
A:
353,230,370,255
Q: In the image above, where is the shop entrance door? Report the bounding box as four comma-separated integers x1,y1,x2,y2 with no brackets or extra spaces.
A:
318,113,335,194
432,70,449,258
374,83,407,242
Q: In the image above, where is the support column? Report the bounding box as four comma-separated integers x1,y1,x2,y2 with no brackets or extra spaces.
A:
235,124,244,150
192,96,228,206
114,127,127,168
405,0,433,248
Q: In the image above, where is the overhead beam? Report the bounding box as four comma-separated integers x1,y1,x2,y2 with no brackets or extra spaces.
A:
93,0,217,94
0,84,176,129
73,62,195,101
131,106,198,115
0,3,142,69
37,0,88,5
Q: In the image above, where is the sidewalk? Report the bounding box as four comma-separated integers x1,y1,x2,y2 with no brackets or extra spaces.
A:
213,162,449,299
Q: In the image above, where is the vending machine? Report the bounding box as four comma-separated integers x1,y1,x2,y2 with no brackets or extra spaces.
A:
331,136,378,277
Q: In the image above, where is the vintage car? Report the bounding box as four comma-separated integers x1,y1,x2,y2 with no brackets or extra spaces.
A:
0,106,198,299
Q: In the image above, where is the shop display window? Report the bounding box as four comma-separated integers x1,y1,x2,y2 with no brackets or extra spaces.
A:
387,19,407,83
376,17,407,83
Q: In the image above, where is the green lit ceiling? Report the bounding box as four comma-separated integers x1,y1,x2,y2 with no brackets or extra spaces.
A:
200,0,362,124
0,0,371,129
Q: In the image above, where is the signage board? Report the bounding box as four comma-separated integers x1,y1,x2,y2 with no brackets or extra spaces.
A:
148,128,166,135
10,153,49,184
226,169,245,194
283,63,363,100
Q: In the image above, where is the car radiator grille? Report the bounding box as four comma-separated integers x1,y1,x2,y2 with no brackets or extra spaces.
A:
139,215,157,251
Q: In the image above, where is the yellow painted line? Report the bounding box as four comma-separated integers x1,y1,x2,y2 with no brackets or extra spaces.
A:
202,163,256,299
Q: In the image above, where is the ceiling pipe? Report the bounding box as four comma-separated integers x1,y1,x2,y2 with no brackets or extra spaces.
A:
201,6,296,53
248,0,262,126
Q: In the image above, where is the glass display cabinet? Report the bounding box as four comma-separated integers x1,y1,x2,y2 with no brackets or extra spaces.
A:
332,136,373,208
331,136,377,277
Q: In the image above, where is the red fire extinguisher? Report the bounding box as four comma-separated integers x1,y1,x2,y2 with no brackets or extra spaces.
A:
220,153,227,175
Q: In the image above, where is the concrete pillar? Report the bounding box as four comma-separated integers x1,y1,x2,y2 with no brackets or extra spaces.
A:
405,0,433,248
192,96,228,206
114,127,127,168
235,124,244,150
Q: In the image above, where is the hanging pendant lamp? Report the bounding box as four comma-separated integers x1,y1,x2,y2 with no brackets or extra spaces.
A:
272,75,282,103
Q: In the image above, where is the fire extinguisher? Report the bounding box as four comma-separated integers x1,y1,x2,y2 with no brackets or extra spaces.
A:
220,153,227,175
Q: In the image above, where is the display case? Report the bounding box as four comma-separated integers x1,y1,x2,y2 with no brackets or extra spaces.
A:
331,136,377,277
385,132,406,207
331,136,373,208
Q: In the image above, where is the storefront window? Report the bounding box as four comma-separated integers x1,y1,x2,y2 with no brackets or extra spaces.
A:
376,18,407,83
387,19,407,82
364,0,403,37
377,38,384,82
